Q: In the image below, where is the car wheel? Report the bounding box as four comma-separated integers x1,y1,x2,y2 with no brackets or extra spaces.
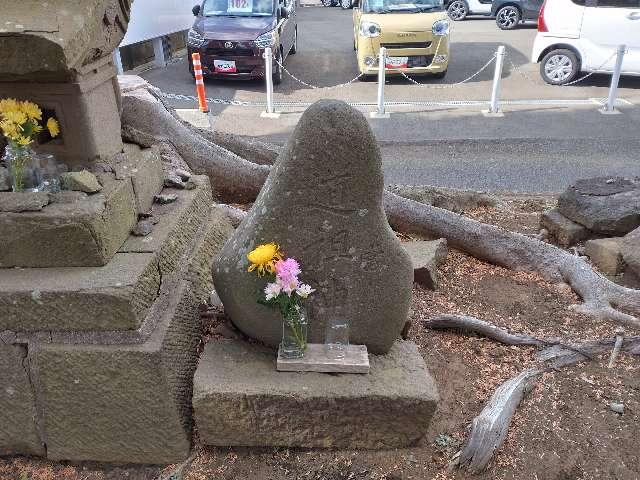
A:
340,0,353,8
290,28,298,55
433,69,447,79
540,49,579,85
447,0,468,21
321,0,333,6
496,5,520,29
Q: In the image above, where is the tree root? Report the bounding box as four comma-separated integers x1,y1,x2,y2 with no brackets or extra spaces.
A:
426,314,640,472
119,82,640,330
384,192,640,330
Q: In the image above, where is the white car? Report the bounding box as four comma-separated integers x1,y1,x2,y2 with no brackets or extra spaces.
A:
531,0,640,85
446,0,492,21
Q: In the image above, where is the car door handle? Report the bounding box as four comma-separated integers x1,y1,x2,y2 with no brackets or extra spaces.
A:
627,11,640,19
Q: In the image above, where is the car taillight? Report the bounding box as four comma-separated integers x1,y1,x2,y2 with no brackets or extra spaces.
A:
538,0,549,32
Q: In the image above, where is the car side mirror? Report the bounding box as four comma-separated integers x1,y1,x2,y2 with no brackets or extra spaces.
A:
192,4,201,16
280,6,290,17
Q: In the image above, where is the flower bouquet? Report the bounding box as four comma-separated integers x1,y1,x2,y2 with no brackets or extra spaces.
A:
0,98,60,192
247,243,315,359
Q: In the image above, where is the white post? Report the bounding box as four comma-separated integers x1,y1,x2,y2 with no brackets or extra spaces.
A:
370,47,389,118
152,37,167,68
261,47,280,118
485,45,505,116
602,45,626,114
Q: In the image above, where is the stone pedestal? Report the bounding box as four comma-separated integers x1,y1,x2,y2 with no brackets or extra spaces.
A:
193,339,439,449
0,175,235,464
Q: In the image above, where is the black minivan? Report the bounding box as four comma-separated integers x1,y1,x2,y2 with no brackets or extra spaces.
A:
187,0,298,83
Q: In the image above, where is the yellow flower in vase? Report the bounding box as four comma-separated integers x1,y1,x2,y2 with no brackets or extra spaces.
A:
247,242,283,276
47,117,60,137
20,101,42,121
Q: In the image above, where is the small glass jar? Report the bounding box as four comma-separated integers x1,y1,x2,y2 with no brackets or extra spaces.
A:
280,306,308,359
5,142,39,192
325,318,350,360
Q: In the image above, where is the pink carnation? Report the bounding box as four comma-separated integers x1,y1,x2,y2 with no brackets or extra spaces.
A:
274,258,301,284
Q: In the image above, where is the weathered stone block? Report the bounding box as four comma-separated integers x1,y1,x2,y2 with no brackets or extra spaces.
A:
0,192,50,212
403,239,448,289
541,208,591,247
193,340,439,449
0,177,215,333
558,177,640,236
214,100,413,355
620,228,640,278
0,178,136,268
116,144,165,214
0,344,45,457
585,238,625,275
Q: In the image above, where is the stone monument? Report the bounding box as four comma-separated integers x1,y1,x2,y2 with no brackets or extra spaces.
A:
0,2,235,464
213,100,414,355
196,101,438,449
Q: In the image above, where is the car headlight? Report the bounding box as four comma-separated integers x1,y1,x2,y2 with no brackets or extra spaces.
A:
432,19,450,36
255,30,278,48
187,28,205,47
360,21,381,38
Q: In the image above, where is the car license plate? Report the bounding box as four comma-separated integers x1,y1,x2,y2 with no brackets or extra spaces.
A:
386,56,408,69
214,60,237,73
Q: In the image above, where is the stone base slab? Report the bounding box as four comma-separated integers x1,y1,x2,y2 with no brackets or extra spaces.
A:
193,340,439,449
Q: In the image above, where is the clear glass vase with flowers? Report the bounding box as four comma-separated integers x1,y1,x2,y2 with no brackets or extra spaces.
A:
247,242,315,359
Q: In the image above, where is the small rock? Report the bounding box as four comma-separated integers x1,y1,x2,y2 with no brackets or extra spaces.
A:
132,220,154,237
210,289,223,308
403,239,448,290
0,167,11,191
0,192,50,212
174,168,192,181
540,208,592,247
60,170,102,193
154,193,178,204
610,402,624,414
184,180,196,190
164,174,185,189
539,228,549,239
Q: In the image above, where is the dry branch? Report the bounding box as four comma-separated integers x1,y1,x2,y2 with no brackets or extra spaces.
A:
426,314,640,472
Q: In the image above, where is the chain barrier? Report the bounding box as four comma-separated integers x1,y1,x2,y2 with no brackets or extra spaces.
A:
275,58,364,89
398,53,496,89
506,49,619,87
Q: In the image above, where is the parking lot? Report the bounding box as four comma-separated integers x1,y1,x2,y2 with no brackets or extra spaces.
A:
140,6,640,192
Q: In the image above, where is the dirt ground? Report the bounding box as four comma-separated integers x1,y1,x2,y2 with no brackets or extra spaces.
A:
2,194,639,480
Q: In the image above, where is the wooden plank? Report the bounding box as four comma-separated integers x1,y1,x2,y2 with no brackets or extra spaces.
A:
277,344,370,374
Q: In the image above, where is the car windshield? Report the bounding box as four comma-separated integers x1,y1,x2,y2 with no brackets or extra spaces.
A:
202,0,275,16
362,0,443,13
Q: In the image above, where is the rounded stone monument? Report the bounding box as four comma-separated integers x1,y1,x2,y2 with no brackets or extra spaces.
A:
213,100,414,354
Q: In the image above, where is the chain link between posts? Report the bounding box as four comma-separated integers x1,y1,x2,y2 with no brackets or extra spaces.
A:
274,58,365,89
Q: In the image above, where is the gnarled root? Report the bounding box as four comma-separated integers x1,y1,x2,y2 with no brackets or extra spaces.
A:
384,191,640,329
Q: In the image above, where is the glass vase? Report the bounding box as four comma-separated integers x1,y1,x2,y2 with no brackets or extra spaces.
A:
280,306,308,359
5,141,38,192
325,317,350,360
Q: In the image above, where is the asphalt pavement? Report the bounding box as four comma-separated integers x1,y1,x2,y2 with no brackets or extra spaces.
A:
139,7,640,193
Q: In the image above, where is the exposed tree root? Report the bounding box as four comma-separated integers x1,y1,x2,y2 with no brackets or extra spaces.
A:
426,314,640,472
119,84,640,330
120,87,269,203
385,192,640,329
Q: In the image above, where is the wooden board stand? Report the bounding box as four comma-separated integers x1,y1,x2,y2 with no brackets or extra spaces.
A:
277,344,370,374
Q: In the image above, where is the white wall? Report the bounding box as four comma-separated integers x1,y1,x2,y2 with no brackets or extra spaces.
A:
120,0,196,46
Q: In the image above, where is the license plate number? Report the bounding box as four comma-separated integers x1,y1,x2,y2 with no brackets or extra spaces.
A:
214,60,237,73
386,56,409,69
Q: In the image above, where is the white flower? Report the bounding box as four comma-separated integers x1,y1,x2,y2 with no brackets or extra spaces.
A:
296,283,315,298
264,282,281,300
279,277,299,297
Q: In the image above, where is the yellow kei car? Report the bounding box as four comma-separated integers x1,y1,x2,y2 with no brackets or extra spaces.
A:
353,0,450,78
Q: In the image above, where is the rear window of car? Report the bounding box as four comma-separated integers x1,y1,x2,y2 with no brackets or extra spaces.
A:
596,0,640,6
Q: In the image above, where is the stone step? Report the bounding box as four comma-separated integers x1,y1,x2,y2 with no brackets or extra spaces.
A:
193,339,439,449
0,176,213,334
1,203,235,464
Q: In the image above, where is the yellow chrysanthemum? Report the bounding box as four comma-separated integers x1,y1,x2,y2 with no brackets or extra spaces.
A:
247,242,283,276
0,98,20,115
0,120,19,138
47,117,60,137
2,110,27,126
15,135,32,146
20,101,42,121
